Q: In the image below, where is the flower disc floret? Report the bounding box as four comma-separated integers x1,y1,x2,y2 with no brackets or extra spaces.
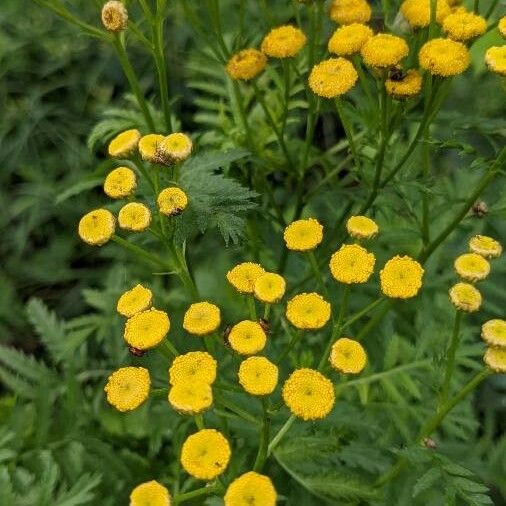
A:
484,347,506,373
101,1,128,33
130,480,171,506
485,46,506,75
282,368,335,420
157,133,192,164
224,472,277,506
168,380,213,415
309,58,358,97
361,34,409,67
226,49,267,80
169,351,217,386
103,166,136,199
139,134,164,162
104,367,150,412
261,25,306,58
283,218,324,251
286,292,331,330
469,235,502,259
380,255,424,299
329,244,375,284
227,262,265,294
108,129,140,158
118,202,151,232
329,0,372,25
254,272,286,303
117,284,153,318
400,0,451,28
228,320,267,355
419,38,470,77
78,209,115,246
180,429,231,480
442,10,486,41
157,187,188,216
386,69,422,98
454,253,490,282
346,215,378,239
238,357,279,395
481,319,506,348
449,282,481,312
330,338,367,374
328,23,373,56
183,302,221,336
124,308,170,350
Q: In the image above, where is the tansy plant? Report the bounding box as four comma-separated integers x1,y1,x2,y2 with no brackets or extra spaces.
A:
21,0,506,504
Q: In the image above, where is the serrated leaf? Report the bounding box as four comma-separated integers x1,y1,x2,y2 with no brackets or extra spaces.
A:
413,467,441,497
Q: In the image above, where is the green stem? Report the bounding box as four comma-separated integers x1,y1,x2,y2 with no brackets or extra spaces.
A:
248,296,257,320
277,327,302,365
160,338,180,357
306,251,328,297
335,98,361,172
263,304,271,320
194,414,205,430
267,415,296,456
111,235,171,269
485,0,499,18
174,484,220,504
215,394,261,425
341,297,385,332
231,81,255,150
473,0,480,14
352,55,374,110
253,398,271,471
355,300,394,341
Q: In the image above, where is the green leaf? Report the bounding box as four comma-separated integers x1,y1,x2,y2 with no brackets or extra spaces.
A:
413,467,441,497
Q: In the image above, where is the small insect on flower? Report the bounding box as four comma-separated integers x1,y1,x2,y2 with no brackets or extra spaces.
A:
330,338,367,374
130,480,172,506
481,319,506,348
329,0,372,25
183,301,221,336
128,347,145,357
283,218,324,251
254,272,286,304
118,202,152,232
226,49,267,80
286,292,331,330
469,235,502,259
484,346,506,373
104,366,150,412
227,262,266,294
261,25,307,58
419,38,470,77
169,351,217,386
224,471,277,506
157,133,193,164
485,46,506,76
309,58,358,98
157,187,189,217
386,69,423,99
107,128,141,158
103,166,136,199
228,320,267,355
258,318,271,333
168,380,213,415
328,23,373,56
361,34,409,68
454,253,490,282
346,215,379,240
400,0,451,28
180,429,231,480
139,133,165,162
78,208,115,246
117,284,153,318
238,356,279,396
101,1,128,33
442,10,486,41
449,282,482,313
329,244,376,284
124,308,170,350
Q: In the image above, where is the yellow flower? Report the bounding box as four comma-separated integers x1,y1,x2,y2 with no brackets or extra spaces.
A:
168,380,213,415
485,46,506,76
329,244,375,284
442,10,486,41
282,368,335,420
346,215,378,239
400,0,451,28
380,255,424,299
108,129,141,158
329,0,372,25
419,38,470,77
309,58,358,98
499,17,506,38
78,209,115,246
254,273,286,304
103,166,136,199
224,471,277,506
469,235,502,259
227,262,266,294
484,347,506,373
481,319,506,348
169,351,217,386
454,253,490,282
104,367,150,412
449,282,482,312
238,356,279,395
118,202,151,232
139,133,164,162
328,23,373,56
286,292,331,330
101,1,128,33
228,320,267,355
180,429,231,480
183,302,221,336
361,34,409,68
130,480,171,506
124,308,170,350
283,218,324,251
261,25,307,58
157,187,188,216
226,49,267,80
157,133,193,164
330,338,367,374
117,284,153,318
385,69,423,99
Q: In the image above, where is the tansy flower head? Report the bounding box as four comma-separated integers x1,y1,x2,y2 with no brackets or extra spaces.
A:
227,262,265,294
449,282,482,312
400,0,451,28
180,429,231,480
328,23,373,56
226,49,267,80
481,319,506,348
499,17,506,38
169,351,217,386
139,133,164,162
286,292,331,330
469,235,502,259
329,0,372,25
346,215,378,239
282,368,335,420
108,129,141,158
224,471,277,506
386,69,423,99
157,133,192,164
183,302,221,336
484,347,506,373
78,209,115,246
442,10,486,41
419,38,470,77
117,284,153,318
330,338,367,374
380,255,424,299
454,253,490,282
329,244,375,284
130,480,171,506
104,366,150,412
157,187,188,216
238,356,279,395
228,320,267,355
283,218,323,251
261,25,307,58
361,34,409,68
309,58,358,97
168,380,213,415
124,308,170,350
103,166,136,199
485,46,506,76
101,1,128,33
118,202,151,232
254,272,286,304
